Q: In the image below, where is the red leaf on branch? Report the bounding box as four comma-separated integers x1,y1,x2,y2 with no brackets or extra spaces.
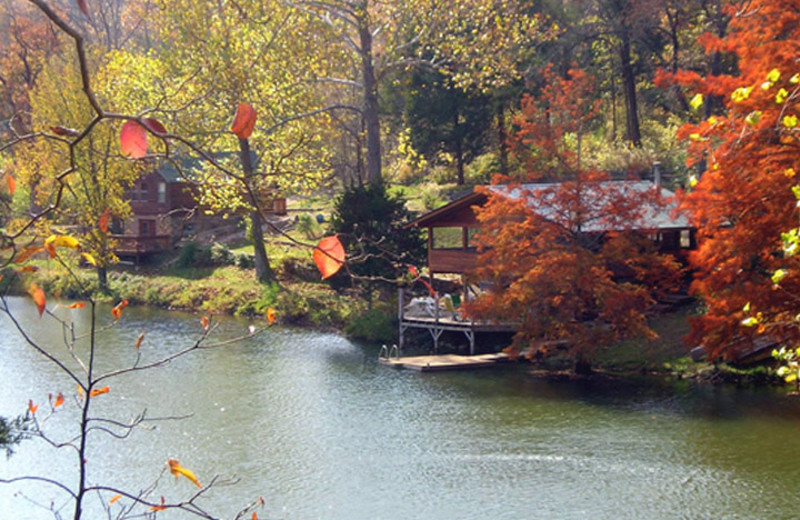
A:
142,118,167,135
99,208,110,233
313,235,345,279
120,120,147,158
51,126,80,137
231,103,257,139
28,400,38,414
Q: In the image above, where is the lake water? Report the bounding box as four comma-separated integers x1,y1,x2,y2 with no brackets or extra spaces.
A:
2,296,800,519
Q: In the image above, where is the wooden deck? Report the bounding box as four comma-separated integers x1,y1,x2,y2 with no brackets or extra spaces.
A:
398,290,517,355
379,353,509,372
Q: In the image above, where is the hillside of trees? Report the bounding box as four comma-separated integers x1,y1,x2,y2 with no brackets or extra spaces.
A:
3,0,800,365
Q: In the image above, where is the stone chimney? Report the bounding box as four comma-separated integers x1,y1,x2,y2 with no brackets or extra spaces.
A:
653,161,662,187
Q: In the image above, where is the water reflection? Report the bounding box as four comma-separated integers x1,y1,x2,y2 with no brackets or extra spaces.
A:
2,296,800,519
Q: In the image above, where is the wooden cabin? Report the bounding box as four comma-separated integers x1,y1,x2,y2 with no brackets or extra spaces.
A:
406,180,695,279
113,161,287,260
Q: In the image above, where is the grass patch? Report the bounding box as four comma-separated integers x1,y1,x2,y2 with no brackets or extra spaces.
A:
594,307,694,373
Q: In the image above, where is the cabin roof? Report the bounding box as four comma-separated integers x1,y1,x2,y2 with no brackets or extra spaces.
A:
407,180,691,231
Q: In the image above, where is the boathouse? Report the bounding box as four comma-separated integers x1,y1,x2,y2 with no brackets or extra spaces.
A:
398,178,695,355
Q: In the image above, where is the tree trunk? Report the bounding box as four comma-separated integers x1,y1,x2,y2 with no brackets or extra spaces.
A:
96,266,108,293
358,15,382,186
497,103,508,176
618,32,642,147
238,138,275,283
454,105,465,185
249,209,274,283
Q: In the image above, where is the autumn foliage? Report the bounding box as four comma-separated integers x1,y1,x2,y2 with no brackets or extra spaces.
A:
465,66,681,365
674,0,800,359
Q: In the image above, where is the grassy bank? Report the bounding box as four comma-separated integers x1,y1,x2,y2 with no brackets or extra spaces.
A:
0,250,365,330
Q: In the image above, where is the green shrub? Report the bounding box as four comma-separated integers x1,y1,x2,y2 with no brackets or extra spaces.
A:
176,242,212,268
344,306,396,343
296,213,322,239
210,242,234,265
235,253,255,269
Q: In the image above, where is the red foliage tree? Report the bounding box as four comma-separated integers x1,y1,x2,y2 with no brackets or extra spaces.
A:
465,66,681,370
676,0,800,359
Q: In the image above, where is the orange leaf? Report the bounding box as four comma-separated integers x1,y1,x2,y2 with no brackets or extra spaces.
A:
45,243,56,258
150,497,167,511
6,174,15,195
89,386,109,397
313,235,345,280
120,120,147,158
167,459,202,488
109,494,122,504
99,208,110,233
142,118,167,135
201,316,209,330
135,331,145,349
231,103,257,139
54,392,65,408
253,513,258,520
266,307,276,326
14,246,44,264
28,399,38,414
29,284,46,317
17,265,39,273
111,299,129,321
66,302,86,309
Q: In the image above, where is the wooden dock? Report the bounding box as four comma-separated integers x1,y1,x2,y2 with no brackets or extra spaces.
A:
379,353,509,372
398,290,517,355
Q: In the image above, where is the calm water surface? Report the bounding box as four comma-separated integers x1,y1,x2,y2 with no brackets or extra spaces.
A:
2,296,800,519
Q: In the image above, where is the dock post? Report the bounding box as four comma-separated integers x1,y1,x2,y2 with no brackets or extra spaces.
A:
398,288,404,354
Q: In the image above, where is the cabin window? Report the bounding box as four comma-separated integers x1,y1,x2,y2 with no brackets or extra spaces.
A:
680,229,692,248
432,227,466,249
158,182,166,203
134,182,149,202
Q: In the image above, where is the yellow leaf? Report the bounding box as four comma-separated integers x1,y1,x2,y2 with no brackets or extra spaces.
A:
776,88,789,104
266,307,276,326
791,73,800,84
689,93,703,110
44,234,80,250
109,494,122,504
731,86,752,103
167,459,202,488
786,168,796,178
767,68,781,83
82,252,98,266
689,133,702,141
783,114,798,128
